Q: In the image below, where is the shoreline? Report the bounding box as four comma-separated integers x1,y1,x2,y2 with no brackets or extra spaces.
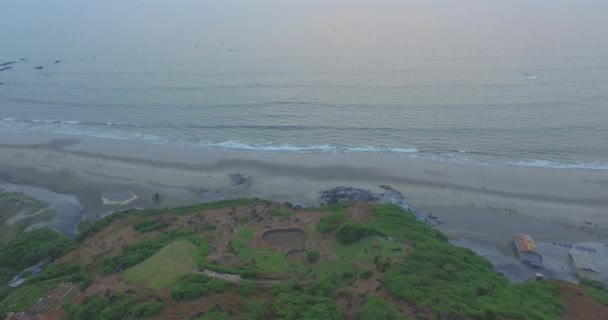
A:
0,131,607,246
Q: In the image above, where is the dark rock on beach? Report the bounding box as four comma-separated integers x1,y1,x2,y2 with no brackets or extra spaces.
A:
319,185,411,210
54,60,61,64
0,61,16,67
229,173,252,186
34,66,44,70
0,66,12,72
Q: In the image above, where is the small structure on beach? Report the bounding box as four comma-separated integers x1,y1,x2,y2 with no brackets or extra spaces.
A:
569,250,602,282
514,234,543,268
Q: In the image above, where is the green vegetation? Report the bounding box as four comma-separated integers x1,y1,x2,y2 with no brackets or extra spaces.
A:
241,300,273,320
123,240,196,289
0,262,91,317
63,292,161,320
239,282,258,297
101,230,199,274
152,192,164,207
171,274,232,301
315,235,403,277
1,199,578,319
306,250,320,263
191,308,231,320
28,263,92,290
76,210,130,241
580,279,608,306
130,301,164,318
0,280,58,316
171,199,257,215
133,219,168,233
316,210,348,234
0,228,76,271
271,282,345,320
230,227,288,274
270,209,292,221
0,190,53,245
360,269,373,279
358,296,411,320
335,222,377,244
370,204,563,320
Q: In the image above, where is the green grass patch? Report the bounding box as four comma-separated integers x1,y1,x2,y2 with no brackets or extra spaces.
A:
171,199,258,215
133,219,168,233
315,236,403,277
270,209,292,221
371,204,564,320
101,229,200,274
0,228,76,271
230,228,289,274
237,227,255,242
0,280,58,316
171,274,233,301
316,210,349,234
580,279,608,306
123,240,196,290
231,240,288,274
358,296,411,320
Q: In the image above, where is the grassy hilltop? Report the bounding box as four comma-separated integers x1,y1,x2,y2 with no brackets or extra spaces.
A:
1,199,607,320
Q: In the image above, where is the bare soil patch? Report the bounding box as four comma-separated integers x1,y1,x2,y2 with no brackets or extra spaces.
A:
556,281,608,320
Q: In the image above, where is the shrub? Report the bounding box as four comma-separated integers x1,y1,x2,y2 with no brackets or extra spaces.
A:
170,199,258,215
171,282,208,301
133,219,168,233
76,210,131,241
192,309,231,320
0,228,76,270
130,301,164,318
240,282,258,297
206,279,232,293
335,222,377,244
306,250,320,263
375,257,391,273
358,296,409,320
171,276,231,301
241,300,273,320
316,211,348,234
273,292,345,320
360,269,373,279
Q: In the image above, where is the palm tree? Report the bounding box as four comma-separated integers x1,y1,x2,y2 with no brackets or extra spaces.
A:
152,192,163,207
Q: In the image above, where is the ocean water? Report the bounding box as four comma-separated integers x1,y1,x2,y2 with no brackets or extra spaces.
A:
1,0,608,169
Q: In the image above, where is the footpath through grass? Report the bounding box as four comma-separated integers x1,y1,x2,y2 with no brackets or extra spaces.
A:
123,240,197,290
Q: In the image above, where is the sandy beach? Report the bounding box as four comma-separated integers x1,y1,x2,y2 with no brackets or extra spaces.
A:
0,131,606,246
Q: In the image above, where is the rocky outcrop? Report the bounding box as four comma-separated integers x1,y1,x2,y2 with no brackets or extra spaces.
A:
0,61,16,67
229,173,252,187
319,185,410,210
0,66,12,72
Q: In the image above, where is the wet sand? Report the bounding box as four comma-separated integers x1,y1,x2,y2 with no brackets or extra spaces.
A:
0,131,607,245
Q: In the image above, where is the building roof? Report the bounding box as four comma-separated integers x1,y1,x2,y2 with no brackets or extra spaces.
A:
514,234,538,253
570,250,600,273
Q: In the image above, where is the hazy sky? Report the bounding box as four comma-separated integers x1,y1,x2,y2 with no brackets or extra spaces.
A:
2,0,608,60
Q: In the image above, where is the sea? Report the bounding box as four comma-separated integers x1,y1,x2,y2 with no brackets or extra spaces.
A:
1,0,608,169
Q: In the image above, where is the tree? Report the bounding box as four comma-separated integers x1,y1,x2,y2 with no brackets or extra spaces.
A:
152,193,163,207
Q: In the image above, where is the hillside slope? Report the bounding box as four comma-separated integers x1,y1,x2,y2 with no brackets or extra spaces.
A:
1,199,607,320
